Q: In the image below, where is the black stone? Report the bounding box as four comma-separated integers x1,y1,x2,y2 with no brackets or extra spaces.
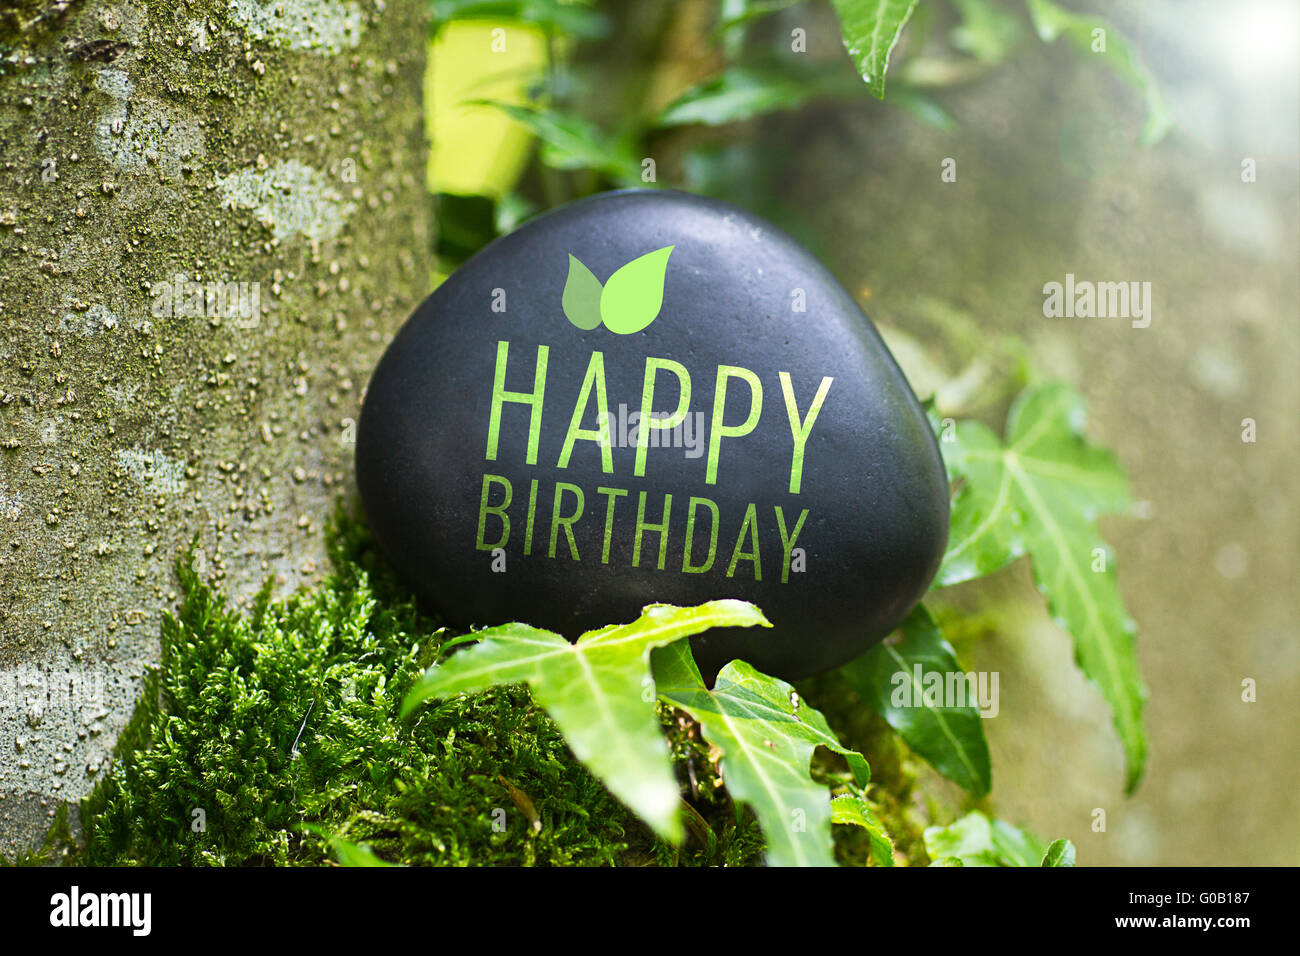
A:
356,190,948,681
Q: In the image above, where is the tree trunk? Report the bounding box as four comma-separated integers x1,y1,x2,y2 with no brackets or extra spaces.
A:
0,0,431,853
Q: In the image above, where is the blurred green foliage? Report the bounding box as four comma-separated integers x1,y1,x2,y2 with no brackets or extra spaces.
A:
429,0,1168,270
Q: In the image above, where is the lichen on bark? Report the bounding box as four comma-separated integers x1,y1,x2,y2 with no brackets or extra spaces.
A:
0,0,432,854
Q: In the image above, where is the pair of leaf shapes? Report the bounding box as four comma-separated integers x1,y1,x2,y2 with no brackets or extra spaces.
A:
563,245,674,334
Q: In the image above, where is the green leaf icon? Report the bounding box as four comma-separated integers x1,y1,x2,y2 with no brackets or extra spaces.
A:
561,254,604,330
599,245,674,334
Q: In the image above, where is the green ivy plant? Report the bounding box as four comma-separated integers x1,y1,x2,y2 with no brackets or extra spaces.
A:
402,609,889,867
840,605,992,796
935,383,1146,790
394,378,1135,866
402,600,772,843
652,640,879,867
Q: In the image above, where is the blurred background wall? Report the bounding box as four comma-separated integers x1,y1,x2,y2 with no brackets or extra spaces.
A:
785,1,1299,866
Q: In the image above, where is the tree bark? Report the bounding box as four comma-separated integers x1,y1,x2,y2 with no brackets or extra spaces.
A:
0,0,431,853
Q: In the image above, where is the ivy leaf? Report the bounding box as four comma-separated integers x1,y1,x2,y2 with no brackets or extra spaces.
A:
830,793,895,866
472,101,640,183
1042,838,1077,867
561,254,603,330
839,605,992,796
659,65,861,127
934,410,1026,586
988,816,1048,867
829,0,920,98
600,245,675,334
303,824,401,867
402,600,771,843
330,836,400,867
924,811,1003,866
660,67,812,127
924,811,1062,867
936,383,1146,792
1024,0,1174,145
653,640,870,867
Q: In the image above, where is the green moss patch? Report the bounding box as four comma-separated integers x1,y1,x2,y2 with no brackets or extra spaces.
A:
69,512,782,866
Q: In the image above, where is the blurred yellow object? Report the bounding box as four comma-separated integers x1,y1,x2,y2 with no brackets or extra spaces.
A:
426,21,548,199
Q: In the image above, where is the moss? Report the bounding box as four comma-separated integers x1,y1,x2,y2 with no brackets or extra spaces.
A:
63,507,779,866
